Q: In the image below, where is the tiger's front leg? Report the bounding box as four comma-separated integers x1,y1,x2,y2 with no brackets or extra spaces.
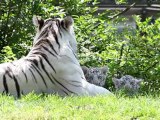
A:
83,80,113,96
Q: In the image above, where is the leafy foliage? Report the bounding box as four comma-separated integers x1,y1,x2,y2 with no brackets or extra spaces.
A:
0,0,160,94
0,46,17,63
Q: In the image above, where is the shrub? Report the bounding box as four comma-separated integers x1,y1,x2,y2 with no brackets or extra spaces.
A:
0,0,160,94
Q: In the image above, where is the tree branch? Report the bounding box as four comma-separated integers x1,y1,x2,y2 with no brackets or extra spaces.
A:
109,2,136,20
118,43,125,65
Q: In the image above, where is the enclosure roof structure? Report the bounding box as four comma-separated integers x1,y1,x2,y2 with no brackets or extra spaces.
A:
96,0,160,16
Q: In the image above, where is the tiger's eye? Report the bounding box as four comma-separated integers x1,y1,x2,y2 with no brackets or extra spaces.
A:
120,81,125,85
98,76,102,79
89,76,93,80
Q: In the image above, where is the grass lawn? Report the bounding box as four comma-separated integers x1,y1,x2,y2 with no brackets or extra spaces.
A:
0,93,159,120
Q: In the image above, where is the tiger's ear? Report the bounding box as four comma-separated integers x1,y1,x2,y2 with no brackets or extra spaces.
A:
112,78,120,88
33,15,44,29
112,78,120,84
63,16,74,29
136,79,142,84
101,66,108,74
81,66,89,76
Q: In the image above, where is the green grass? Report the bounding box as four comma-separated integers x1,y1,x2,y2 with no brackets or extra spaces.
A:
0,93,159,120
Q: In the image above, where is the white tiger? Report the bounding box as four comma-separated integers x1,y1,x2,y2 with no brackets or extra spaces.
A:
82,66,109,87
112,75,142,94
0,16,112,97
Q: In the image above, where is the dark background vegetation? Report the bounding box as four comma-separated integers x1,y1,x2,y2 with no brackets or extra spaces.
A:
0,0,160,94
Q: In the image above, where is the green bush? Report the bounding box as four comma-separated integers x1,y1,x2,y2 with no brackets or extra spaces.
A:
0,46,17,63
0,0,160,94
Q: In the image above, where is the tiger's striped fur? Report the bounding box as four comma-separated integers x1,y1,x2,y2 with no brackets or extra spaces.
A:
0,16,112,97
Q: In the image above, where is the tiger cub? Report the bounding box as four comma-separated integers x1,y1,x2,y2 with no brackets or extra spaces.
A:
81,66,108,87
112,75,142,94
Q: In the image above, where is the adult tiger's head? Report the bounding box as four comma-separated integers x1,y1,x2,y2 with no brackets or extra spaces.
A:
32,16,77,53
